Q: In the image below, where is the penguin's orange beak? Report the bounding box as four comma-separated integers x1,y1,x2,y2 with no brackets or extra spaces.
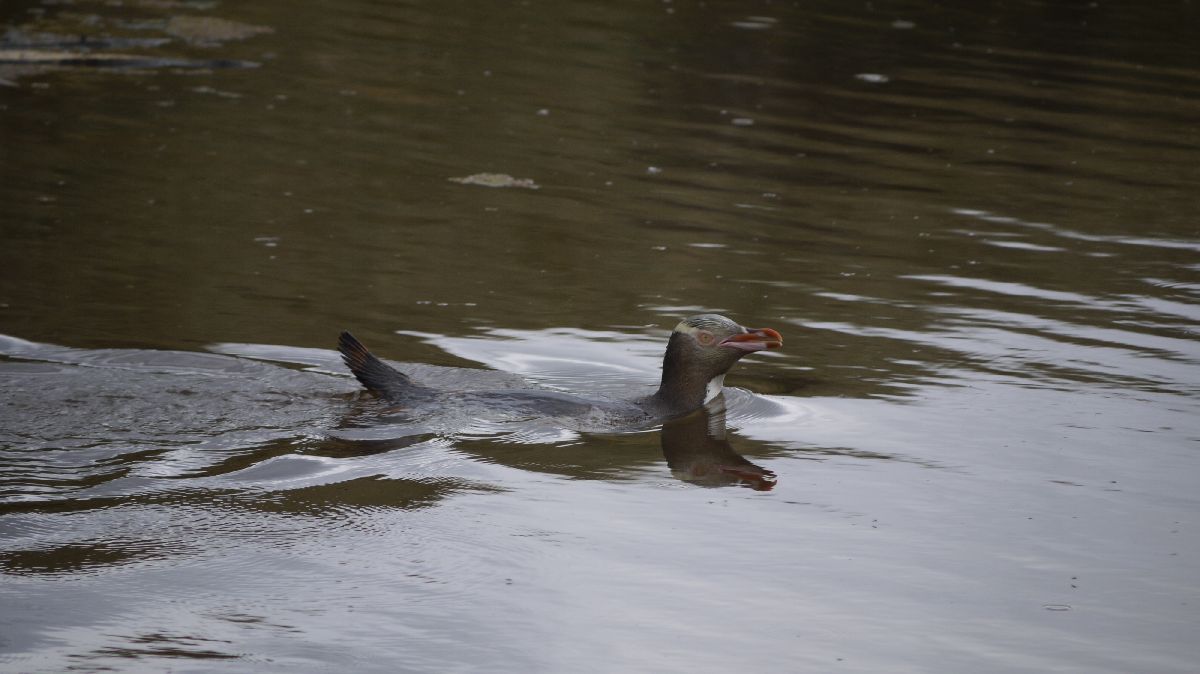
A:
720,327,782,352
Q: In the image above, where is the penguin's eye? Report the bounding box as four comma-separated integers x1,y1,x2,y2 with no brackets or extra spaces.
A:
696,331,715,346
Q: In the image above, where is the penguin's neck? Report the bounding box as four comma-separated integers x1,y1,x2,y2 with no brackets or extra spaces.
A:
645,335,725,417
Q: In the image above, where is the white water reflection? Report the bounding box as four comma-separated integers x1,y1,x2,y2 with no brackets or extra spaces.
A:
397,326,661,397
955,208,1200,253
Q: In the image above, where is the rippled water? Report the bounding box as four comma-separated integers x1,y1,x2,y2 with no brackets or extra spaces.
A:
2,1,1198,672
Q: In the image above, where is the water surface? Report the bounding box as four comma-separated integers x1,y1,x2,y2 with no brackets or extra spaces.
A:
1,1,1198,672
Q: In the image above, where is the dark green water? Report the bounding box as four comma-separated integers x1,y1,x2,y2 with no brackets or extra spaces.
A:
2,1,1198,672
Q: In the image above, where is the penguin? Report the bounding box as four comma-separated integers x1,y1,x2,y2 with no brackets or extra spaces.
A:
338,314,781,424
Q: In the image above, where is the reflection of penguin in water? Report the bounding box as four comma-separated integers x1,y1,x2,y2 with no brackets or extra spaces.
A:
661,402,777,491
338,314,782,424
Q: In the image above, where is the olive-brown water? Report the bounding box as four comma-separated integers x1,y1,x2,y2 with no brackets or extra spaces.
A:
2,1,1199,672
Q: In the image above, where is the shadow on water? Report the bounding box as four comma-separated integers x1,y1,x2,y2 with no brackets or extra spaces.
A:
441,399,781,491
661,403,775,491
